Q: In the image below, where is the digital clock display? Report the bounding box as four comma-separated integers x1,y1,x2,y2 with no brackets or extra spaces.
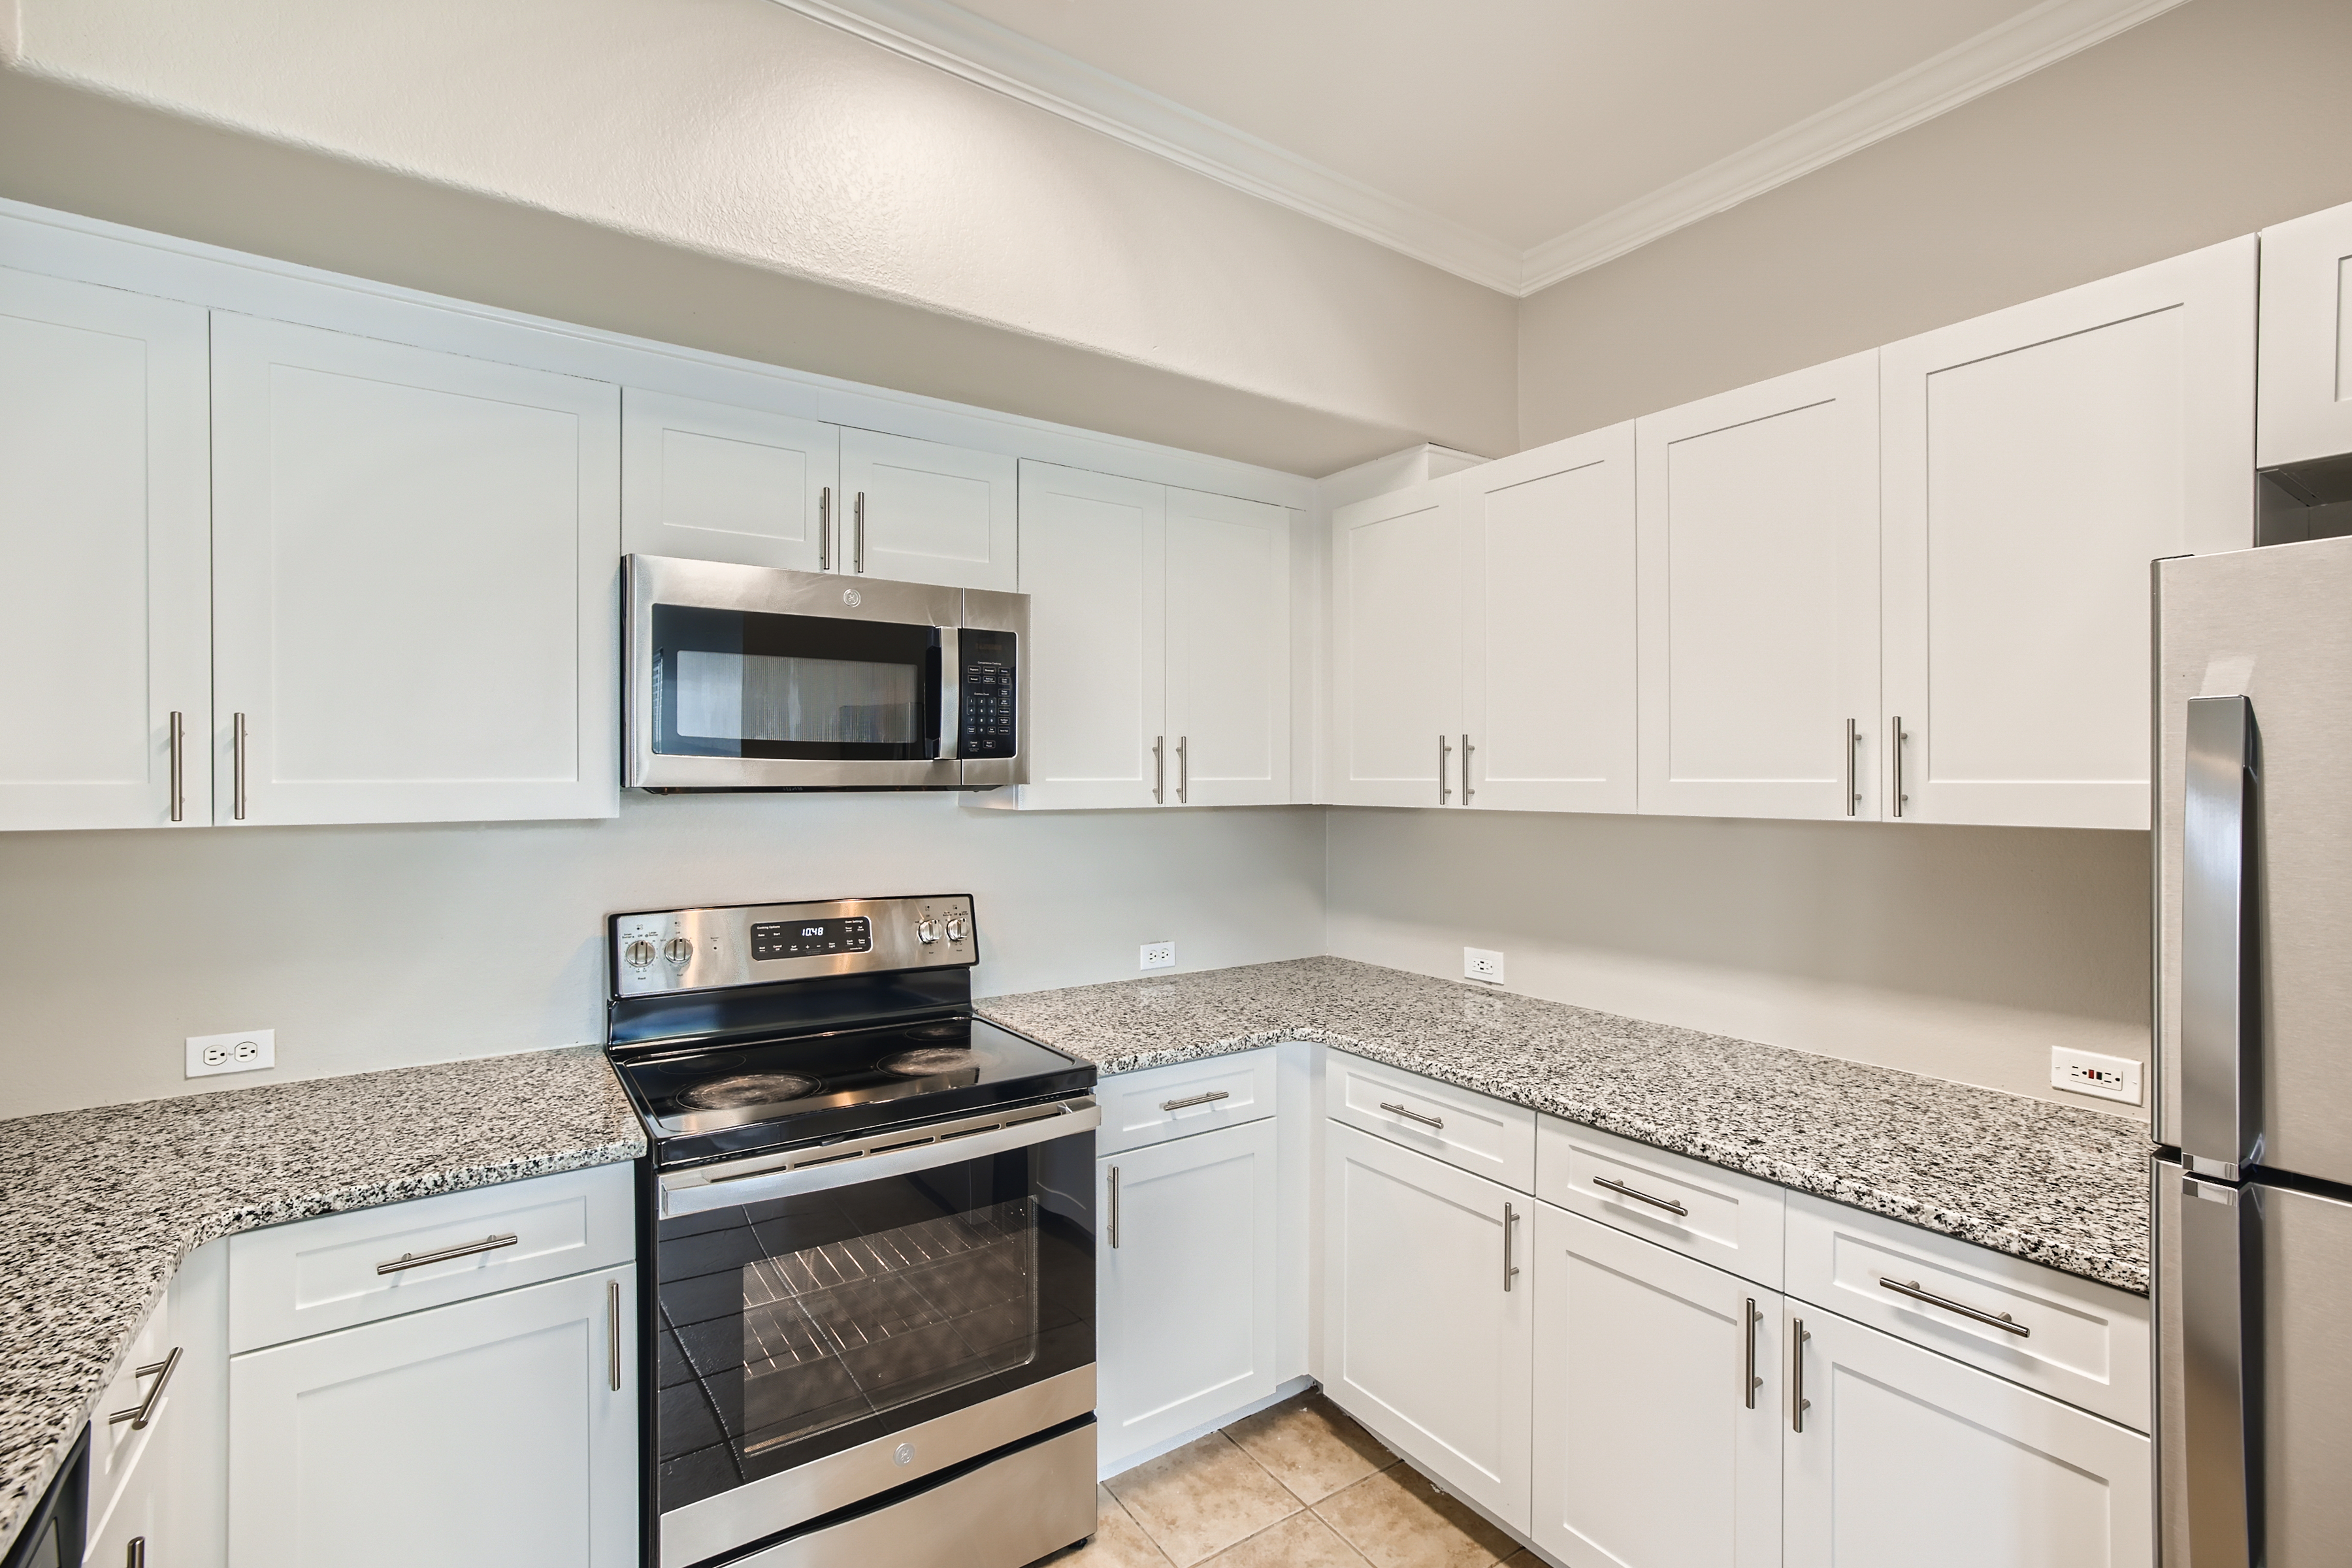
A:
751,916,872,960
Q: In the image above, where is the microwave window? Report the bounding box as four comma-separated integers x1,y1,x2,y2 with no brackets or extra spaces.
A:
676,651,919,745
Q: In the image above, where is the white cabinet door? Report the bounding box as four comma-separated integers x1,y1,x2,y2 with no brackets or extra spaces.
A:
1329,483,1465,808
1166,487,1291,806
1462,423,1637,814
1097,1119,1280,1472
210,315,619,825
2259,197,2352,469
1322,1121,1531,1530
1531,1205,1780,1568
228,1265,638,1568
840,427,1017,590
620,388,837,570
1881,238,2255,830
1784,1306,2151,1568
1637,352,1880,821
1017,461,1166,809
0,268,210,832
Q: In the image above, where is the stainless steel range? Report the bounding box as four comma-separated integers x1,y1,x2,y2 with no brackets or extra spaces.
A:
606,896,1099,1568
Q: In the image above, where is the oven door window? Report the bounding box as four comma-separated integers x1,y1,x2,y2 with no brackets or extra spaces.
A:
651,604,942,760
655,1130,1093,1516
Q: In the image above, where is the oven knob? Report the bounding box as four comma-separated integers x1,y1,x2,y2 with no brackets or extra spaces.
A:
945,914,968,943
623,938,657,968
662,938,693,966
916,918,938,945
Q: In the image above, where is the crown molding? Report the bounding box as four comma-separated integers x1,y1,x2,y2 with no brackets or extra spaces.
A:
772,0,2189,298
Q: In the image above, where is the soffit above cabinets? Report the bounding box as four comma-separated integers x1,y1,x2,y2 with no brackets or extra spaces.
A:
772,0,2190,295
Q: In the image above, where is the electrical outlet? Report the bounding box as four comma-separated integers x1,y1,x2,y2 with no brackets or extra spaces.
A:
187,1028,274,1079
2051,1046,2141,1105
1463,947,1505,986
1139,941,1176,971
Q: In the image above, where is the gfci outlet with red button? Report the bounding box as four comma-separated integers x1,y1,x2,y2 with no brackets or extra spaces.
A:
2050,1046,2141,1105
187,1028,275,1079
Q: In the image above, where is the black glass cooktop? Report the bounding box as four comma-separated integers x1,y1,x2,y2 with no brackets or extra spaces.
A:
613,1011,1094,1168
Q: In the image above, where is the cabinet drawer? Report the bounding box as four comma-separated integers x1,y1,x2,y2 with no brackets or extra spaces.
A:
1328,1052,1535,1192
1784,1191,2150,1431
89,1291,178,1527
229,1162,635,1353
1535,1116,1785,1288
1096,1050,1277,1156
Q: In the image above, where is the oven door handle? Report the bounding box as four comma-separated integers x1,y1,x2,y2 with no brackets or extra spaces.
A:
938,625,960,762
658,1096,1101,1216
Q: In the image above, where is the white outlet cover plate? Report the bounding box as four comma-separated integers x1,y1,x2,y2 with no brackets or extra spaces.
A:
1464,947,1505,985
2050,1045,2141,1105
188,1028,275,1079
1139,941,1176,971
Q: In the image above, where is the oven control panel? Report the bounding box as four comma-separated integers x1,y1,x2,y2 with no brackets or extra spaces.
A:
611,895,976,997
958,630,1017,760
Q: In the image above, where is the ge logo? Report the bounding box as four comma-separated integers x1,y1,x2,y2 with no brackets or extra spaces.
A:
843,589,862,608
894,1443,915,1466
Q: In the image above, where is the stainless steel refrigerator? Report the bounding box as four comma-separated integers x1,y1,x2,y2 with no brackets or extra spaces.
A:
2155,532,2352,1567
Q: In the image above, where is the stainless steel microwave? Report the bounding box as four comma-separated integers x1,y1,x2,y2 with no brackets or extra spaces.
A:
624,555,1026,791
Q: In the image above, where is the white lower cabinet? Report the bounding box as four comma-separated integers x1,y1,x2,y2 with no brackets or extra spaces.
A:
1783,1304,2151,1568
1323,1121,1531,1531
1531,1204,1782,1568
1096,1119,1280,1472
227,1262,639,1568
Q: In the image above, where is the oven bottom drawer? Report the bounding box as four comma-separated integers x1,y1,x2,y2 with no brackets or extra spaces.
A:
731,1419,1096,1568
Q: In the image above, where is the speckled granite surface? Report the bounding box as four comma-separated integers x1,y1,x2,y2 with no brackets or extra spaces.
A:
980,956,2152,1298
0,1046,644,1555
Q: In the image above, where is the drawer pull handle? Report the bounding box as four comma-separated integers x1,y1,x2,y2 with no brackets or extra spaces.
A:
108,1345,182,1430
1160,1090,1230,1113
127,1539,146,1568
378,1232,519,1275
1379,1101,1445,1131
1878,1276,2029,1337
1593,1175,1688,1217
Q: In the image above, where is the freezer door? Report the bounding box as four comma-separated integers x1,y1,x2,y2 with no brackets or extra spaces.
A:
2156,536,2352,1183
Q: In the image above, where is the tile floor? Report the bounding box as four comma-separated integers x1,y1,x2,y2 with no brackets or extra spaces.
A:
1040,1392,1537,1568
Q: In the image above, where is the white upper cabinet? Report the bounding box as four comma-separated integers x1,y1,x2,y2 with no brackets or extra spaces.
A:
1018,461,1167,809
840,427,1019,591
1166,485,1291,806
1330,483,1465,808
1460,423,1637,814
0,269,212,832
1880,238,2255,830
211,315,621,825
620,387,838,571
2258,198,2352,469
1637,351,1882,821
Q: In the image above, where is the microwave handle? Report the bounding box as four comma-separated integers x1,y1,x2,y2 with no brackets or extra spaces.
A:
939,626,960,761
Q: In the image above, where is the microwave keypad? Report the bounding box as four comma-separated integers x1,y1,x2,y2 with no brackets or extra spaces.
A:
960,631,1017,759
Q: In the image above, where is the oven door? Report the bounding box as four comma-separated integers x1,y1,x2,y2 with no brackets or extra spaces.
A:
627,555,962,790
651,1102,1097,1567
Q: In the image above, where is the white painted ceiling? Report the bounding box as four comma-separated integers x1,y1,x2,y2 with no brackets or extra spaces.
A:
779,0,2184,293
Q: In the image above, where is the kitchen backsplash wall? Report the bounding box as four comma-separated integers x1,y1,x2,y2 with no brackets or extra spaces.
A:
0,795,1324,1120
1324,808,2150,1120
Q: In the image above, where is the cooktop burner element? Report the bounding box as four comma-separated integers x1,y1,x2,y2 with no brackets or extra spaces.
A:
676,1071,820,1109
879,1047,983,1077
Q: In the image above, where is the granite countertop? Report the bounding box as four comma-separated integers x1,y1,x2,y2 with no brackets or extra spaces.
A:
979,956,2151,1298
0,1046,645,1554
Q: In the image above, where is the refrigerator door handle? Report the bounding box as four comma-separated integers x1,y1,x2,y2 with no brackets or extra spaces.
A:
2182,694,2260,1179
2170,1167,2262,1568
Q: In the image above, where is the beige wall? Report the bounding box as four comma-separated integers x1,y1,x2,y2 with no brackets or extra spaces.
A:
0,0,1516,476
1518,0,2352,447
1325,809,2152,1117
0,798,1324,1121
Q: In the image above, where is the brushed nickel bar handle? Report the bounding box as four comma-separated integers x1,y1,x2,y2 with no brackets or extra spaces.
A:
107,1345,182,1430
608,1278,623,1391
127,1539,145,1568
1438,734,1451,804
1177,735,1189,804
168,711,185,823
853,491,866,573
1154,735,1166,805
1379,1100,1445,1131
1878,1276,2030,1337
1462,733,1475,805
1744,1298,1762,1409
1792,1316,1812,1433
232,712,248,821
1160,1090,1230,1112
1107,1165,1121,1250
1891,715,1908,817
1593,1174,1689,1217
1502,1202,1519,1292
377,1232,519,1275
819,485,832,570
1845,717,1858,817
